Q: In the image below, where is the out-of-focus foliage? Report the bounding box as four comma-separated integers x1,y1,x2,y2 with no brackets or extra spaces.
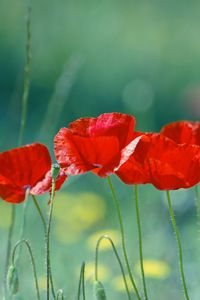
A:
1,0,200,150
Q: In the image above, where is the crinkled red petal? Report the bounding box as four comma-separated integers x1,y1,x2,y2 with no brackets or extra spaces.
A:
161,121,200,145
116,134,200,190
69,112,136,148
54,127,120,175
30,169,67,195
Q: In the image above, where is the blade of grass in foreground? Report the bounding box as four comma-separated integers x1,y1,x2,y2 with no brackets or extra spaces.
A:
4,4,32,298
38,55,84,143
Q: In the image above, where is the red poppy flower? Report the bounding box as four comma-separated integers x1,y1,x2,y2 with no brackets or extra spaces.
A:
54,113,136,176
0,143,67,204
161,121,200,145
115,134,200,190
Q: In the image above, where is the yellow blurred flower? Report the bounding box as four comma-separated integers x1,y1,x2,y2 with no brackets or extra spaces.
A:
87,229,120,251
54,222,82,243
37,276,46,290
112,274,135,292
76,262,110,282
0,202,11,229
135,259,170,279
53,192,106,244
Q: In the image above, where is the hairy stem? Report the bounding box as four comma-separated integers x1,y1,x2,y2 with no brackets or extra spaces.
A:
107,177,141,300
95,235,131,300
46,179,56,300
166,190,190,300
32,195,55,298
134,185,148,300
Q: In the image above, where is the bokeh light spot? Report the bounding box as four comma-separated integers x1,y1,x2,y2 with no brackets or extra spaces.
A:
135,259,170,279
53,192,106,244
122,79,154,113
0,202,11,229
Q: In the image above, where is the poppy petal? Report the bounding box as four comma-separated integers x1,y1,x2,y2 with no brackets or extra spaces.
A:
116,134,200,190
161,121,200,145
0,175,25,203
69,112,135,147
0,143,51,189
30,169,67,195
54,128,120,176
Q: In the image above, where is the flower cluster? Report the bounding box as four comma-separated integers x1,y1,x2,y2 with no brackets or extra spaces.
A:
54,113,200,190
0,113,200,203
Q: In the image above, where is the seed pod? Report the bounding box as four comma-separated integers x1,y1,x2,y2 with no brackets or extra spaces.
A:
51,163,60,180
93,280,107,300
7,265,19,295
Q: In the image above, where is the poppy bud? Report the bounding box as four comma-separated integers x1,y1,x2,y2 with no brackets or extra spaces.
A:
7,265,19,295
93,280,107,300
51,163,60,180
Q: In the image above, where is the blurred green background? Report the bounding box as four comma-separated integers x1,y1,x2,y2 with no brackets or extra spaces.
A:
0,0,200,299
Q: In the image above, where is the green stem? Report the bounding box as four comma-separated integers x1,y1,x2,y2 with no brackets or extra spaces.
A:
32,195,55,298
4,6,32,298
15,189,30,266
95,235,131,300
194,185,200,228
134,185,148,300
107,177,141,300
46,179,56,300
4,205,16,297
12,239,40,300
77,262,86,300
32,195,46,231
166,191,190,300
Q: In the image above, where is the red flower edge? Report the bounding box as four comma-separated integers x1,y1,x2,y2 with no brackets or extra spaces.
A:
161,121,200,146
0,143,67,203
115,134,200,190
54,112,136,176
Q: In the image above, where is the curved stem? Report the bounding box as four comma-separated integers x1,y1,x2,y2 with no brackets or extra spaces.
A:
95,235,131,300
32,195,46,231
134,185,148,300
12,239,40,300
32,194,55,298
107,177,141,300
46,179,56,300
77,262,86,300
166,191,190,300
15,189,30,266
